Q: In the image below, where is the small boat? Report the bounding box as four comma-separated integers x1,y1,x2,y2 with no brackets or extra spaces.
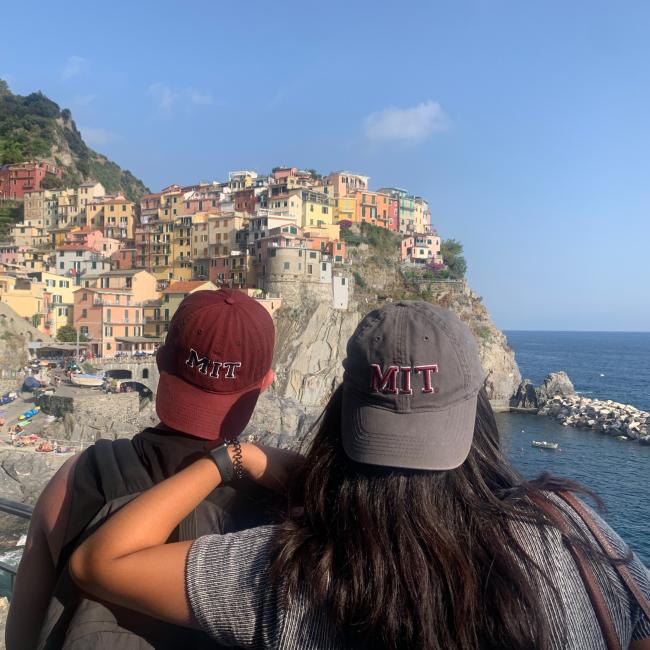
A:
615,435,629,441
70,373,105,388
531,440,559,450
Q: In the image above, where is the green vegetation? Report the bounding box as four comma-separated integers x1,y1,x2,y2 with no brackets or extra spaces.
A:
0,79,148,202
475,325,493,343
440,239,467,279
56,325,88,343
341,222,401,257
0,199,23,237
352,271,366,289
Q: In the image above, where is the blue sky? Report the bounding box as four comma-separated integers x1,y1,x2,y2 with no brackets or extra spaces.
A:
2,0,649,331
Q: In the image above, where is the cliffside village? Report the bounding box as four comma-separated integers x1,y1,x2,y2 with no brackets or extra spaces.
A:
0,162,444,359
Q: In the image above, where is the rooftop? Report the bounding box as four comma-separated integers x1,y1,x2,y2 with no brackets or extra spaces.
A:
163,280,214,294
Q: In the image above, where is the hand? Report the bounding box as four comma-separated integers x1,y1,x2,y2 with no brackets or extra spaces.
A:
235,443,305,492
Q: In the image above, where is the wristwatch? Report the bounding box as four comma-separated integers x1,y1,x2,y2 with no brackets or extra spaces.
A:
206,439,244,485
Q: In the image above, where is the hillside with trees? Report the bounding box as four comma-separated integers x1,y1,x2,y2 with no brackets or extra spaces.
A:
0,79,148,202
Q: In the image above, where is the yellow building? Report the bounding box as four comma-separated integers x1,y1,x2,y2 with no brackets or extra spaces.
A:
31,271,75,336
413,198,430,233
336,196,356,224
267,188,337,232
299,189,336,230
86,194,136,240
161,280,217,331
171,216,193,281
0,275,47,328
208,213,247,257
154,220,174,283
304,222,341,241
161,188,183,222
191,212,210,260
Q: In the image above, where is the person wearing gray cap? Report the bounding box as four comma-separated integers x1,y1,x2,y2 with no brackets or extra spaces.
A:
69,302,650,650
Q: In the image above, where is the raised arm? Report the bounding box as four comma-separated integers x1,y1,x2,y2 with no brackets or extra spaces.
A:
68,443,302,626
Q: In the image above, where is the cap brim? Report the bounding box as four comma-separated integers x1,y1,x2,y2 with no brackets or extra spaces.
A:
156,369,261,440
341,389,477,471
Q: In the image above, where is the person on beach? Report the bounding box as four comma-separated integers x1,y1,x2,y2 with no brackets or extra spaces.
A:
69,301,650,649
6,289,294,650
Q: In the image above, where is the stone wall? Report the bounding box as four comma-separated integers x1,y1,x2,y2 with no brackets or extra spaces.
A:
265,276,333,306
95,360,159,392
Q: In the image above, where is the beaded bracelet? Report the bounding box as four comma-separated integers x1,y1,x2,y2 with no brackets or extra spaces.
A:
225,438,245,480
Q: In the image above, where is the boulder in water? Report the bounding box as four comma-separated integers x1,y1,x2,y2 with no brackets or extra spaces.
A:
535,371,576,406
510,378,539,409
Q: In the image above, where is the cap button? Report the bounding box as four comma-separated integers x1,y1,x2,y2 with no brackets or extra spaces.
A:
224,297,235,305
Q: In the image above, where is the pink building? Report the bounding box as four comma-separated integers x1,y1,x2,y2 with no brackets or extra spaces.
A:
64,228,120,257
111,247,137,270
401,233,442,266
326,240,346,263
0,244,27,267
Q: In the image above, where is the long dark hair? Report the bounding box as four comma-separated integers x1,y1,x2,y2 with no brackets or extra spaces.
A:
271,387,623,649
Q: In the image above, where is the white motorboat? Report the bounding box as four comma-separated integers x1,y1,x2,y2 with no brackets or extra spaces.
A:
531,440,559,450
70,373,105,388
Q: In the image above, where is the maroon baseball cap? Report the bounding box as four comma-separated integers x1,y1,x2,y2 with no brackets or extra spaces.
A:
341,301,485,470
155,289,275,440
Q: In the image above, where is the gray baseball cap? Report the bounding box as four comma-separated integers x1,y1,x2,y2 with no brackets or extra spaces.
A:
341,301,485,470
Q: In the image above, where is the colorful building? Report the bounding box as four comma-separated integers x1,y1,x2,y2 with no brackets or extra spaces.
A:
55,245,111,283
401,233,442,265
0,161,61,200
73,270,158,357
111,247,136,271
160,280,216,331
85,194,136,240
322,171,369,198
171,215,193,281
207,253,256,288
26,270,76,336
0,275,48,326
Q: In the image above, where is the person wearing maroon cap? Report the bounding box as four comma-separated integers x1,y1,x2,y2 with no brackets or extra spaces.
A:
7,289,300,650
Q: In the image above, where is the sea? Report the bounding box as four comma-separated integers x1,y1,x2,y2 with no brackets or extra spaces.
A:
0,331,648,599
499,331,650,564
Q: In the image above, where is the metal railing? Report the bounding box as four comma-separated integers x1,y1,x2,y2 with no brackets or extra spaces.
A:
0,498,33,594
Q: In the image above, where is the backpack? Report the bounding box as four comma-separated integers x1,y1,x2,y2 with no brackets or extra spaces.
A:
37,438,278,649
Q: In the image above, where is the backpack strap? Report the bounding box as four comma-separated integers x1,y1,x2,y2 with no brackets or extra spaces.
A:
531,493,622,650
94,438,154,500
557,491,650,621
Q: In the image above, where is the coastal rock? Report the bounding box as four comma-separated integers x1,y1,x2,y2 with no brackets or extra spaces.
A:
536,372,576,406
532,394,649,443
510,379,539,409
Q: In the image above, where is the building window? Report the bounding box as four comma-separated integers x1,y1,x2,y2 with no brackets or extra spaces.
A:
81,309,87,318
341,277,346,285
283,262,290,271
322,263,327,271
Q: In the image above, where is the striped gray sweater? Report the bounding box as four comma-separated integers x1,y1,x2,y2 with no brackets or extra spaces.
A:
186,495,650,648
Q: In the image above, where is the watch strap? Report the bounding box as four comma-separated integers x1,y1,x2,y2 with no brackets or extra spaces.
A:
207,443,235,484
